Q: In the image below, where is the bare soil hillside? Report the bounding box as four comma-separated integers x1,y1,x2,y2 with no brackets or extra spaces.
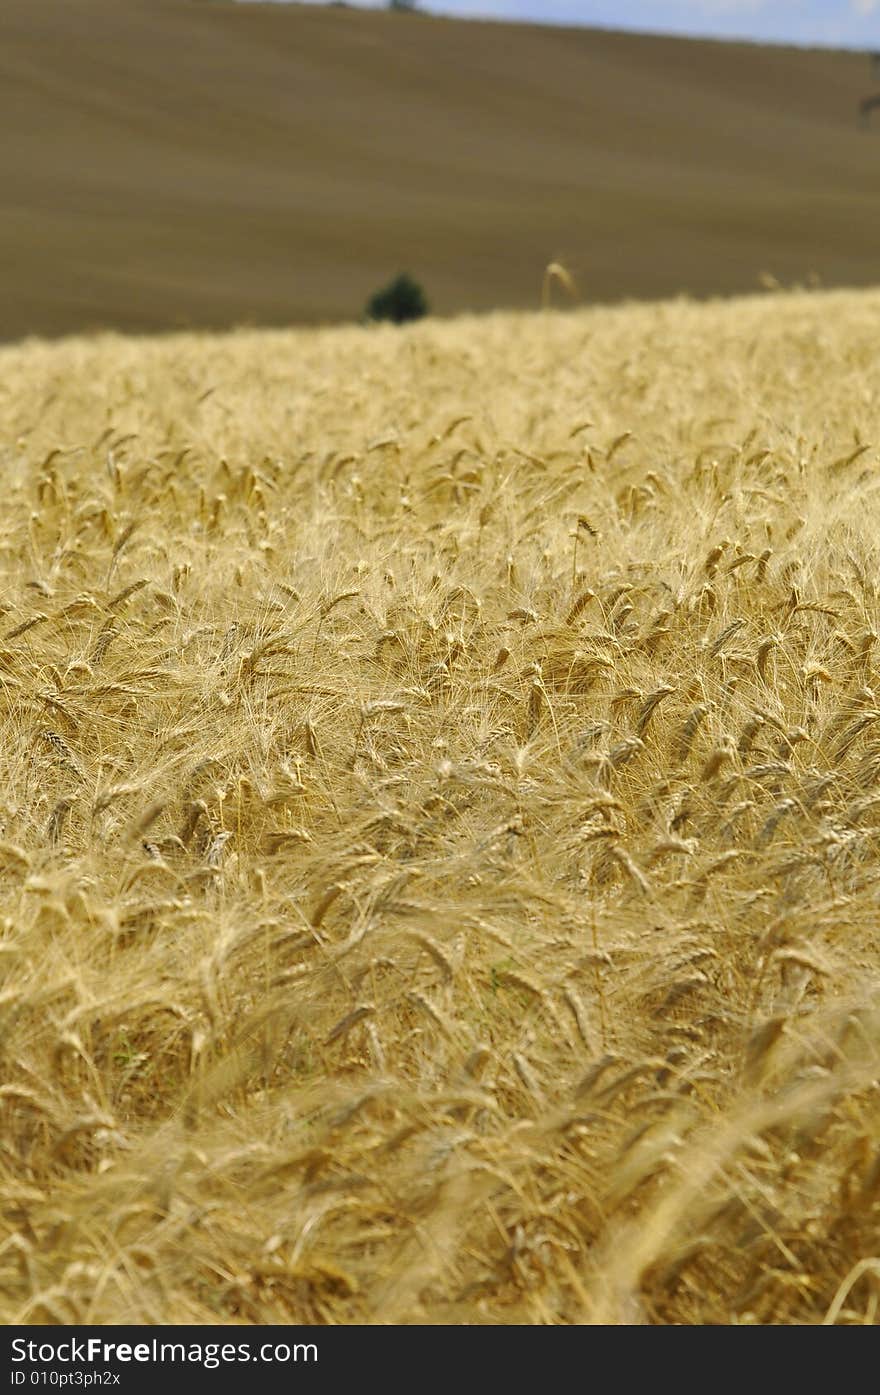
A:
2,0,879,338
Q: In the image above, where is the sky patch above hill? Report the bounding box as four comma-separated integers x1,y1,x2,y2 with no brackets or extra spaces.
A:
256,0,880,50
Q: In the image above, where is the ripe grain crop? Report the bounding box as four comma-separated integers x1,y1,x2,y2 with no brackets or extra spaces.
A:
3,289,880,1324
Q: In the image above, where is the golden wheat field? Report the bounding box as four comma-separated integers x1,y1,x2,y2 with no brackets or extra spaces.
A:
3,286,880,1326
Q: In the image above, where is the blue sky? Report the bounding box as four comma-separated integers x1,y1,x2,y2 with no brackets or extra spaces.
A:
251,1,880,50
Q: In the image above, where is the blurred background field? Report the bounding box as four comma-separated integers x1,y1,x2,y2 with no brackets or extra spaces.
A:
3,0,880,339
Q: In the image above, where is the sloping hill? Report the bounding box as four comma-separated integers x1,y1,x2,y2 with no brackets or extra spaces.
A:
2,0,878,338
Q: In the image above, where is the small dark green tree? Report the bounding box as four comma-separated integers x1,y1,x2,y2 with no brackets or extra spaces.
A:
364,273,429,325
388,1,418,10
